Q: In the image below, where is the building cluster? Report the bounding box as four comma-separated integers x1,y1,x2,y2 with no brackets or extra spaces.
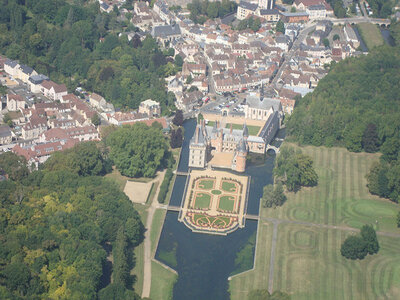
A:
189,87,282,172
0,56,167,167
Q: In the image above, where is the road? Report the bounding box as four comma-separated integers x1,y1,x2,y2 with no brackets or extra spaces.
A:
271,24,316,89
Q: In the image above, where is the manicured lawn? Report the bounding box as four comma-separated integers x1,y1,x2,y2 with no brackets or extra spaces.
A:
229,145,400,300
219,195,235,211
226,123,261,136
357,23,384,50
194,192,211,209
150,261,177,300
151,208,167,255
197,179,215,190
262,145,399,233
104,168,129,191
193,214,232,228
211,189,222,195
221,181,237,192
146,182,159,203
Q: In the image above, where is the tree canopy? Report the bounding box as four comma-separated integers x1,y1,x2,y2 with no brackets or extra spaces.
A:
341,225,379,260
106,123,171,178
0,0,176,112
0,146,144,299
274,146,318,191
187,0,237,24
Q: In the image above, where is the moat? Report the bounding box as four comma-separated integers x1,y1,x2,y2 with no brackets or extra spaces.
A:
155,119,282,299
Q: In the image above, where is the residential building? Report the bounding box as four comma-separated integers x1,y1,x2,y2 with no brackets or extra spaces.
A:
40,80,68,101
7,94,25,111
138,99,161,117
0,125,12,145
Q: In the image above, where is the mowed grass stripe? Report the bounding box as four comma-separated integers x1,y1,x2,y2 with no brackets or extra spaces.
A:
231,145,400,300
229,221,273,299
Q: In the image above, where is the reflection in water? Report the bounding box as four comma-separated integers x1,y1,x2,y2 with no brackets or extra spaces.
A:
155,119,281,299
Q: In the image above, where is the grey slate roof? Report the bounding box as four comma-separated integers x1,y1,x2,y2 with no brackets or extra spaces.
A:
5,59,18,68
245,94,281,111
239,1,258,11
29,74,49,85
19,64,34,75
151,24,181,38
308,4,326,10
259,9,279,15
0,125,12,138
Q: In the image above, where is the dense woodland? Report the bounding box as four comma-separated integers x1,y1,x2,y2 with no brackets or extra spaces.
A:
0,142,144,299
0,0,177,112
287,28,400,208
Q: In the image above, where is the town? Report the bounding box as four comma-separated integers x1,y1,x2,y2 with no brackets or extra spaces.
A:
0,0,382,170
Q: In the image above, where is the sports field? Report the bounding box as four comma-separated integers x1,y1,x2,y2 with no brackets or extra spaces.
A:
229,145,400,300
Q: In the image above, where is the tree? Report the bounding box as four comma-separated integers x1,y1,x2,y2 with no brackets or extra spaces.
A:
397,211,400,228
360,224,379,255
276,20,285,34
322,38,330,48
172,110,184,126
106,123,170,178
290,6,296,12
0,152,29,181
170,127,183,148
250,18,261,32
186,75,193,84
262,183,287,208
340,235,367,259
333,34,340,41
175,54,183,67
91,113,101,126
362,123,379,152
3,112,13,127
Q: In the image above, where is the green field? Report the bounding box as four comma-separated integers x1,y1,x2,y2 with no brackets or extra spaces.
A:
212,189,222,195
221,181,237,192
356,23,384,50
219,195,235,211
197,179,215,190
194,192,211,208
150,261,177,300
229,145,400,300
226,123,261,136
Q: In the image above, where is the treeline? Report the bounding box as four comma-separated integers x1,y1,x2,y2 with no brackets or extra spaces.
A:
187,0,237,24
0,0,177,112
0,142,144,299
287,45,400,154
158,168,174,203
366,0,393,18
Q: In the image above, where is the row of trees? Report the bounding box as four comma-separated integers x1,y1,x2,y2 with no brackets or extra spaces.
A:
273,146,318,192
0,0,177,112
0,142,144,299
341,225,379,260
158,168,174,203
187,0,237,24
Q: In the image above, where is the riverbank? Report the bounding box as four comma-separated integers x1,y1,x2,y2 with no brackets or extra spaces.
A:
356,23,384,50
229,144,400,300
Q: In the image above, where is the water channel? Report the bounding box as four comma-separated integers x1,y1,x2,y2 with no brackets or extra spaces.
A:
155,118,281,299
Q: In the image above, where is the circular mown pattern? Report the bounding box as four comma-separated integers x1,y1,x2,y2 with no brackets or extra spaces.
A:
211,189,222,195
